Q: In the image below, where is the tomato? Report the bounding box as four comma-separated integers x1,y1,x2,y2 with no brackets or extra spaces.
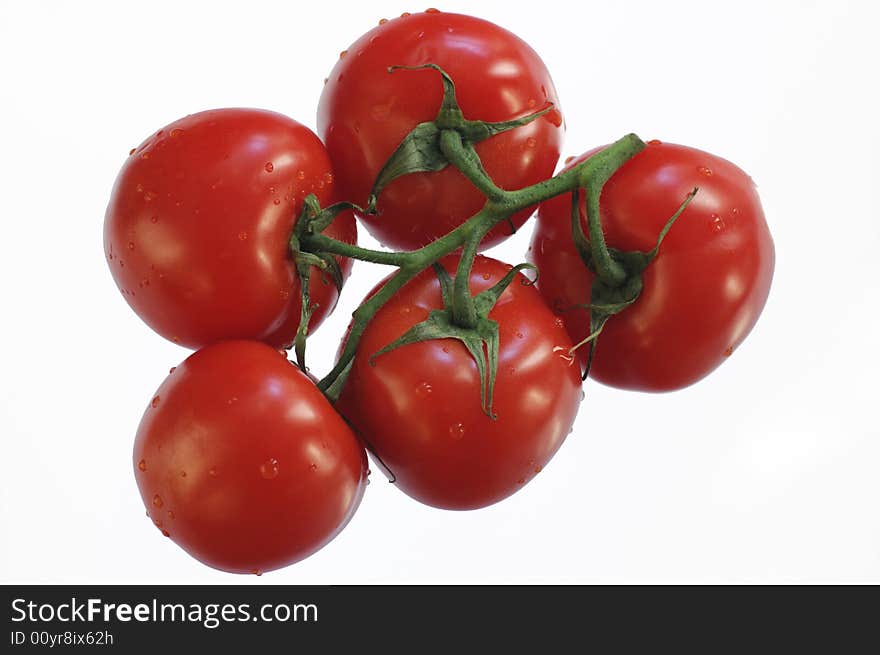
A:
336,255,582,510
134,340,368,574
104,108,356,350
317,10,563,251
529,141,775,391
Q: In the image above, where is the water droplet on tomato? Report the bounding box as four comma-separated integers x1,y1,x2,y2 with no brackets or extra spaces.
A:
339,50,348,59
129,147,136,155
426,7,440,13
554,317,565,328
141,151,151,160
169,366,176,374
162,529,170,537
534,465,543,473
135,183,144,193
710,214,725,232
170,128,184,138
648,139,662,146
153,518,163,528
446,26,454,32
128,241,135,250
417,30,425,38
379,17,388,25
152,494,163,508
252,569,262,576
546,109,563,127
515,331,524,339
324,172,334,185
138,459,147,472
150,215,158,223
143,190,157,201
180,470,187,478
724,346,734,357
151,396,160,408
698,166,713,177
209,468,218,477
238,231,248,241
279,289,290,300
400,12,411,17
272,198,281,205
732,207,740,215
167,510,175,520
416,381,433,397
309,463,318,472
527,98,537,108
260,458,280,480
516,478,525,485
482,272,491,281
564,155,575,165
449,423,465,440
264,162,274,173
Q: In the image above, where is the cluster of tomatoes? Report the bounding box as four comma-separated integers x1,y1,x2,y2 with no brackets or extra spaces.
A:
104,11,774,575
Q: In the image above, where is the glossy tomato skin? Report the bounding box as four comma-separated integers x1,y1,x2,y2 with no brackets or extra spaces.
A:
317,11,563,251
104,108,356,350
133,340,368,574
337,256,582,510
529,142,775,392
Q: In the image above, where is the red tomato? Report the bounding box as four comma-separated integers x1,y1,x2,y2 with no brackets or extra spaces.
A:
134,340,368,574
104,108,356,350
529,141,775,391
317,11,563,251
336,255,582,510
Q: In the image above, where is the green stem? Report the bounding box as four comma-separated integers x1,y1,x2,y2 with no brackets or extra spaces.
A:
439,130,506,203
451,228,482,329
302,233,411,267
306,134,646,393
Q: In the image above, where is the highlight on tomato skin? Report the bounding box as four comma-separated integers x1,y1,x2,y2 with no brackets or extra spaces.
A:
133,340,369,574
529,141,775,392
317,10,564,251
336,255,583,511
104,108,356,351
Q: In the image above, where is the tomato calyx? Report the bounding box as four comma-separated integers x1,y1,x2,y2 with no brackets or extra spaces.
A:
568,187,699,378
366,64,555,212
370,262,538,418
288,195,362,369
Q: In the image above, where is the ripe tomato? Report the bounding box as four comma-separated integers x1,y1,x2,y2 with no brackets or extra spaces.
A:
104,108,356,350
336,255,582,510
317,10,563,251
134,340,368,574
529,141,775,391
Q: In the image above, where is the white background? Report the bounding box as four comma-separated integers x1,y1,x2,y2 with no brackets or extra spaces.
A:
1,0,878,584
